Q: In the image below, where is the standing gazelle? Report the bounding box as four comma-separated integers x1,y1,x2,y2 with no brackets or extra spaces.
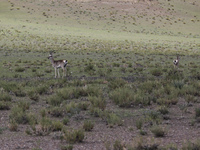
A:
173,55,179,68
48,52,68,78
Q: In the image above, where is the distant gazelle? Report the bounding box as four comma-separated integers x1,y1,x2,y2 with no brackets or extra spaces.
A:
173,55,179,68
48,52,68,78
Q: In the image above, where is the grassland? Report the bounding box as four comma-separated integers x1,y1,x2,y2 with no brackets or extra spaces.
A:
0,0,200,150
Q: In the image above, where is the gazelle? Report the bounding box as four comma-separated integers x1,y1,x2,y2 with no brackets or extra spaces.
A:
48,52,68,78
173,55,179,68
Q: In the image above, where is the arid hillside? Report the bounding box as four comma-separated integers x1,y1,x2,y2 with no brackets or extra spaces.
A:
1,0,200,40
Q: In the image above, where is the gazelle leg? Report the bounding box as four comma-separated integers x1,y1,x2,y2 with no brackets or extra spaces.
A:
58,69,60,78
55,68,57,78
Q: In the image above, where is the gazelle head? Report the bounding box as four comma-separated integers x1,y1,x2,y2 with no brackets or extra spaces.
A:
173,55,180,68
48,52,53,59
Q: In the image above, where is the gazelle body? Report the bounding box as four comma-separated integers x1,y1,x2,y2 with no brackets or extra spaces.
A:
173,56,179,68
48,52,68,78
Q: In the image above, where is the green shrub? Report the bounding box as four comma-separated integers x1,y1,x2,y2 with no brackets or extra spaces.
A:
140,81,157,94
191,71,200,80
61,145,73,150
172,80,185,89
57,87,74,100
64,129,84,143
63,117,69,125
133,92,152,106
31,117,53,136
52,120,64,131
17,101,30,111
9,106,29,124
157,106,169,115
0,93,12,102
156,96,178,106
133,143,158,150
0,82,18,93
89,107,103,117
0,128,3,134
48,95,63,106
40,109,47,117
84,85,102,97
139,130,147,136
148,110,161,120
0,101,10,110
15,67,25,72
83,120,94,131
110,88,135,107
150,68,163,77
84,63,95,73
57,86,102,100
182,84,200,97
45,69,52,73
66,102,80,115
72,79,86,87
8,120,18,132
164,145,177,150
32,68,37,72
185,95,197,103
113,63,120,67
106,113,122,127
28,90,39,101
98,69,106,77
128,137,158,150
77,102,90,111
136,119,143,130
195,108,200,118
16,59,22,63
113,140,124,150
32,148,42,150
70,87,88,98
151,126,165,137
13,89,26,97
120,67,126,73
89,96,106,110
165,69,184,80
36,86,48,95
27,113,38,126
49,107,64,117
108,78,127,90
182,140,200,150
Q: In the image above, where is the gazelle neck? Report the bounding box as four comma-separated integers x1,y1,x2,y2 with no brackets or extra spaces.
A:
49,56,55,65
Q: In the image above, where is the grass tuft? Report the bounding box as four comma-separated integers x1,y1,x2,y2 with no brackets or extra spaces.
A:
63,129,84,144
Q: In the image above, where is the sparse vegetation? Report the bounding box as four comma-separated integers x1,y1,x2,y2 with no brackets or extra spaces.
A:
151,126,166,137
61,145,73,150
113,140,124,150
83,120,94,131
0,93,12,102
110,88,135,107
0,101,10,110
63,129,85,144
195,108,200,118
136,119,143,130
182,140,200,150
